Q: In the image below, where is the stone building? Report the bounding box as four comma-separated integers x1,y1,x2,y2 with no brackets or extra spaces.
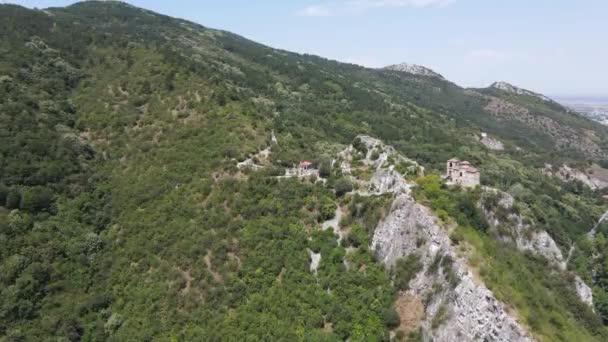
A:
446,158,480,188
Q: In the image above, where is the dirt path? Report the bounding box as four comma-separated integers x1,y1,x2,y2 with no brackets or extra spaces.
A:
323,204,344,242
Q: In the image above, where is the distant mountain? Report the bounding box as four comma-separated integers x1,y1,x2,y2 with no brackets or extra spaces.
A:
489,81,553,102
383,62,444,79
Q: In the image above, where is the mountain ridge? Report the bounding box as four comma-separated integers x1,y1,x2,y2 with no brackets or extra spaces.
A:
383,62,445,79
489,81,554,102
2,2,608,341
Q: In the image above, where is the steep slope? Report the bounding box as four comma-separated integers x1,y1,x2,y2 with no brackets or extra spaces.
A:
2,2,608,341
472,82,606,160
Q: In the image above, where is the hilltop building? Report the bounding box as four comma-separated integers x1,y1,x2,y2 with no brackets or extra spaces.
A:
298,160,313,173
446,158,480,188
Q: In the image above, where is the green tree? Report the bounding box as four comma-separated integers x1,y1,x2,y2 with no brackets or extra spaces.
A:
334,178,353,197
20,187,54,212
319,159,331,178
394,254,423,291
0,183,8,205
6,189,21,209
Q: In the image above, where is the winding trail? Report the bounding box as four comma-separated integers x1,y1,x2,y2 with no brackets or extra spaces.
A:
323,205,344,243
565,209,608,265
309,250,321,275
587,209,608,239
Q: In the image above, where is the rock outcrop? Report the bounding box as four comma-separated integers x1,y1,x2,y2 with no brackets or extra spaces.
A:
478,133,505,151
554,164,608,190
339,135,421,195
383,63,444,79
575,276,594,308
481,188,566,270
372,192,532,341
481,187,595,307
490,82,552,102
360,136,532,341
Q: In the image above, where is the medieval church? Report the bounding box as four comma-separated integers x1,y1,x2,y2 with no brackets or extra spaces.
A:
446,158,480,188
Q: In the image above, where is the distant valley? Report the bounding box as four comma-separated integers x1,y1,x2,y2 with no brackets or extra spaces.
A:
555,96,608,125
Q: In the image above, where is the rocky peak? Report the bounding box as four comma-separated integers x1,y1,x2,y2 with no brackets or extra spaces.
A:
383,63,444,79
490,81,552,102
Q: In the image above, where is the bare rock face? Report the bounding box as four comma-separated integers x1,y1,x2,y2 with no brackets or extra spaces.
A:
490,82,552,102
481,187,595,307
363,142,532,341
555,164,608,190
481,188,566,270
383,63,444,79
372,194,444,267
478,133,505,151
517,230,565,269
348,136,593,339
372,193,532,341
428,269,531,342
575,276,594,308
340,135,422,195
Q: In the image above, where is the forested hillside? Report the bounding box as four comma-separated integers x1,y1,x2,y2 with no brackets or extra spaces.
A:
2,2,608,341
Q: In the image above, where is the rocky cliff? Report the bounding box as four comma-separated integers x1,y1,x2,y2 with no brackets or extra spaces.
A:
373,193,533,341
480,188,566,270
347,137,533,341
480,187,595,308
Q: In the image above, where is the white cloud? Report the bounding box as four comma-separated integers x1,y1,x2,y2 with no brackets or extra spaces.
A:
297,0,456,16
298,5,332,17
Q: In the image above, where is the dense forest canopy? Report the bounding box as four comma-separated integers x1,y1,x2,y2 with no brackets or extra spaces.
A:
2,1,608,341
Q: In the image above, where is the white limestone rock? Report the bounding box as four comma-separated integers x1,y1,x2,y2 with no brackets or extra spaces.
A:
490,81,553,102
372,193,532,341
575,276,594,308
383,63,444,80
555,164,608,190
338,135,421,196
481,187,595,307
368,155,531,342
481,188,566,270
478,133,505,151
309,250,321,275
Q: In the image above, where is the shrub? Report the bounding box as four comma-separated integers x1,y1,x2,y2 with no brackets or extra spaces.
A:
344,231,362,248
394,254,423,291
320,198,337,221
431,304,449,330
0,184,8,205
319,159,331,178
352,137,367,155
383,307,400,329
20,187,54,212
6,189,21,209
334,178,353,197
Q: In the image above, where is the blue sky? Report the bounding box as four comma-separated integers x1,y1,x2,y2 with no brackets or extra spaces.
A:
7,0,608,96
